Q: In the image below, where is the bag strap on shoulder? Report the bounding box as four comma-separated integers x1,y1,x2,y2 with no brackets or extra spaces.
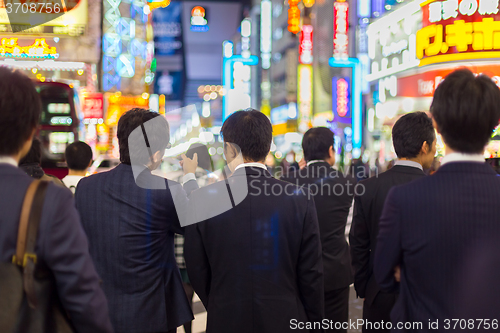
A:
12,180,49,309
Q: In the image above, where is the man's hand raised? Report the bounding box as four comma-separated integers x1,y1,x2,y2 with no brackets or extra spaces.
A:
181,153,198,175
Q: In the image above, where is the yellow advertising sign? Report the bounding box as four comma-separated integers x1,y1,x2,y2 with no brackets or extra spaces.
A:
417,0,500,66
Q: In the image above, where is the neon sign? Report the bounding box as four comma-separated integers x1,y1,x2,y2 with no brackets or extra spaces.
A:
0,38,58,59
299,25,313,64
287,0,300,34
329,58,362,158
334,1,349,59
417,0,500,66
337,78,349,116
191,6,209,32
332,76,351,122
298,64,313,131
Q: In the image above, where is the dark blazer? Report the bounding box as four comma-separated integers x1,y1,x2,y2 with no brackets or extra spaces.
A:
0,163,113,333
281,161,354,291
75,164,193,333
374,162,500,331
349,165,425,304
184,166,324,333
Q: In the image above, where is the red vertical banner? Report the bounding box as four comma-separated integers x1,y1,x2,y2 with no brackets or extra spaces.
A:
299,24,314,64
333,1,349,59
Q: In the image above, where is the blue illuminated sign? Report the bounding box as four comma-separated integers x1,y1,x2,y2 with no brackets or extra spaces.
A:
222,55,259,121
329,57,362,158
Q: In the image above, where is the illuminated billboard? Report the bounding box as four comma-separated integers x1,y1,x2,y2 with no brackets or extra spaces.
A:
417,0,500,66
366,0,421,81
297,64,313,131
334,1,349,59
299,25,313,64
332,76,351,124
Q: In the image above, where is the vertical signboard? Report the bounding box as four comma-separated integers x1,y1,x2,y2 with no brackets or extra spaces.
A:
152,2,183,56
298,64,313,131
332,76,352,124
333,1,349,59
299,25,313,64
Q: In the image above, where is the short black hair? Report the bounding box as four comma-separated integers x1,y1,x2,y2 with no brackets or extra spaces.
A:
431,68,500,153
392,112,435,159
19,138,42,165
65,141,93,171
221,109,272,162
302,127,334,161
117,108,169,165
0,68,41,156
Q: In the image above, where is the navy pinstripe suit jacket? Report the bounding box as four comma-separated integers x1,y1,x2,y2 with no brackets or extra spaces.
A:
0,164,113,333
375,162,500,332
75,164,193,333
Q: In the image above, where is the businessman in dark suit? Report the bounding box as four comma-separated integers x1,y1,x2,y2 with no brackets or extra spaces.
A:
0,67,113,332
281,127,354,332
374,69,500,331
76,109,193,333
184,110,324,333
349,112,436,332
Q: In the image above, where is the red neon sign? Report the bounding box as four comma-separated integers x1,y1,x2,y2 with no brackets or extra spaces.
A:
82,93,104,119
299,25,313,64
334,1,349,59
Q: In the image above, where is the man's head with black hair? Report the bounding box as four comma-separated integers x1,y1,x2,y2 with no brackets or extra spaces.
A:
392,112,436,169
220,109,272,165
0,67,41,160
65,141,93,171
302,127,336,165
117,108,170,166
431,68,500,154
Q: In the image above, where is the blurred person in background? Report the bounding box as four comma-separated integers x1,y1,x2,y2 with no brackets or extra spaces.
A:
19,137,65,187
375,69,500,331
281,127,354,333
0,67,112,332
76,108,193,333
350,112,436,332
62,141,93,194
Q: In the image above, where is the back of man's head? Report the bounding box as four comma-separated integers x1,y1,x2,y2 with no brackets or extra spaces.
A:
392,112,435,159
19,138,42,165
302,127,334,162
221,109,272,162
65,141,93,171
0,68,41,156
431,68,500,154
117,108,169,165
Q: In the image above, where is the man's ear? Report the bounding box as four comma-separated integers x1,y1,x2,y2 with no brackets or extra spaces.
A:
227,143,238,159
329,145,336,163
421,141,429,155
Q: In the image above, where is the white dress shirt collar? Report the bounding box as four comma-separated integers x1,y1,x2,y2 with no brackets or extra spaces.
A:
306,160,327,166
234,162,268,171
441,153,485,166
394,160,423,171
0,156,18,167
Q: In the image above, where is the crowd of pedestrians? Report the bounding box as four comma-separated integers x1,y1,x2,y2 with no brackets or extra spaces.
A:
1,66,500,333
